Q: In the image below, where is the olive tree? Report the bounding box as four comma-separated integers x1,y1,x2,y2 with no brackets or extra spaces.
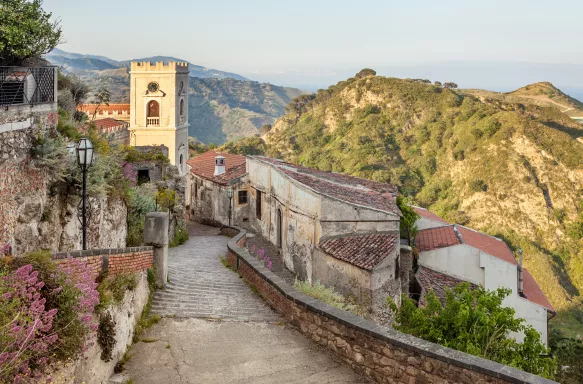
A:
0,0,63,65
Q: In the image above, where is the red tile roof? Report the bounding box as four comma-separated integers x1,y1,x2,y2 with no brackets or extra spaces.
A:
92,118,128,130
319,233,399,271
522,268,554,312
412,206,449,224
417,266,478,305
456,226,517,265
78,104,130,114
415,226,461,252
186,151,247,185
252,157,400,216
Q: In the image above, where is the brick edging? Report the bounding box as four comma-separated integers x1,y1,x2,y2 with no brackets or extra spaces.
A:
225,226,555,384
52,246,154,260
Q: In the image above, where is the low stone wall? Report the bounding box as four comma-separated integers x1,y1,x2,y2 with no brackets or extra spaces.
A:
226,226,555,384
52,247,154,279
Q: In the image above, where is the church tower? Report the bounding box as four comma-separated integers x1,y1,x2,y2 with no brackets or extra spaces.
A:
129,61,189,174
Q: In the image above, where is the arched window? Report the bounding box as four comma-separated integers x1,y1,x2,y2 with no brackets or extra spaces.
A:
180,154,184,173
147,100,159,117
180,99,184,116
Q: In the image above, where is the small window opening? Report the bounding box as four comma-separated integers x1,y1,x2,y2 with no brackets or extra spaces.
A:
256,190,262,219
238,190,248,205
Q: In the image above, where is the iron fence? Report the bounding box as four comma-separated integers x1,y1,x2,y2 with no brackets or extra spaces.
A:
0,66,56,107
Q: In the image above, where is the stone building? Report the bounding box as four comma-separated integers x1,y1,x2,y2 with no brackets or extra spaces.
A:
414,211,554,346
128,62,189,174
187,152,406,319
186,151,247,225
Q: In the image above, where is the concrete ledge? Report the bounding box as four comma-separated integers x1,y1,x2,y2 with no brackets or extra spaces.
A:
225,226,556,384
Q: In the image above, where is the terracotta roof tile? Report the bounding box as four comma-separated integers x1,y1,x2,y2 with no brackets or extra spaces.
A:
412,206,449,224
319,233,398,271
252,157,400,216
456,226,517,265
186,151,247,185
417,266,478,305
78,104,130,114
415,226,461,252
522,268,554,312
91,118,128,130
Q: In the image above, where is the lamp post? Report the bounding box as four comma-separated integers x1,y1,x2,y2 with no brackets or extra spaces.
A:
76,138,94,250
227,188,234,226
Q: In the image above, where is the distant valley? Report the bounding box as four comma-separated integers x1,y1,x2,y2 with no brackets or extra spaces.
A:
45,49,307,144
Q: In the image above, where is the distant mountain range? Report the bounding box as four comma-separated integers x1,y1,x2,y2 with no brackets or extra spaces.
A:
45,49,307,144
45,48,248,81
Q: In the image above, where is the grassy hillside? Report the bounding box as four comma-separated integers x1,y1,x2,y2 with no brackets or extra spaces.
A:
262,74,583,337
463,82,583,117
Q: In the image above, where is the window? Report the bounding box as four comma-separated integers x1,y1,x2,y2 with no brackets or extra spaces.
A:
180,99,184,116
238,190,248,205
256,189,262,219
395,257,400,279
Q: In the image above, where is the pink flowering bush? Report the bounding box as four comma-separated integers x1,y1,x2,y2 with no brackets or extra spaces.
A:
0,265,59,383
1,252,99,383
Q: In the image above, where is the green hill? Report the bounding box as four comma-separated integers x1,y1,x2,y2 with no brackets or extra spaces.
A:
261,73,583,337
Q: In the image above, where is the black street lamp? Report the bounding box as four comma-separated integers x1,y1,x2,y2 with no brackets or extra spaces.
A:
76,137,94,250
227,188,234,226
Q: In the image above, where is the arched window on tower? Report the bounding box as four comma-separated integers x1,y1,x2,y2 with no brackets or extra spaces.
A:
180,99,184,116
180,154,184,173
147,100,160,127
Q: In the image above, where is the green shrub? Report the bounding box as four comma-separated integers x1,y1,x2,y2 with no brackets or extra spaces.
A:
169,225,189,248
389,283,556,379
97,273,139,312
97,312,117,362
469,179,487,192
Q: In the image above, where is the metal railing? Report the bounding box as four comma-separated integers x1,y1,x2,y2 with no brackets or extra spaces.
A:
0,66,56,107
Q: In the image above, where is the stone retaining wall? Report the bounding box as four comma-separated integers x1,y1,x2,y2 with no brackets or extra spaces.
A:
53,247,154,279
226,226,555,384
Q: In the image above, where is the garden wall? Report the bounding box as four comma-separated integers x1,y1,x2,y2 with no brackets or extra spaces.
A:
226,226,556,384
50,247,153,384
52,246,154,278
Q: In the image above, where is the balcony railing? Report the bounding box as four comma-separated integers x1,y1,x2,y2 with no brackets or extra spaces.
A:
146,117,160,127
0,66,57,107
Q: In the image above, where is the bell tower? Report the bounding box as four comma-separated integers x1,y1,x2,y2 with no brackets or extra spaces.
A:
129,61,189,174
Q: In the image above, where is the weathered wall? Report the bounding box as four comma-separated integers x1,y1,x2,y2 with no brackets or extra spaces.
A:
313,248,373,304
226,227,556,384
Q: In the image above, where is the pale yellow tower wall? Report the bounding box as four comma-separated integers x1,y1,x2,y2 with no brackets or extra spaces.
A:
129,61,190,173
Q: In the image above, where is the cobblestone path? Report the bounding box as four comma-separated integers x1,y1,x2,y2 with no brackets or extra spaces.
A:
150,223,280,322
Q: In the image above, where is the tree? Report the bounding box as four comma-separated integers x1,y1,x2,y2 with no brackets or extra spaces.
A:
549,328,583,384
443,82,458,89
389,283,556,379
355,68,377,79
0,0,63,65
92,87,111,120
397,196,419,243
434,81,442,87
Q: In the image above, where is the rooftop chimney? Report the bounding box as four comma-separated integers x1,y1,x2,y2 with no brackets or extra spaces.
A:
517,248,524,296
214,155,226,176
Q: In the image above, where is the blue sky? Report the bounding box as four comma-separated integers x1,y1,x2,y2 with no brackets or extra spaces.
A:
45,0,583,92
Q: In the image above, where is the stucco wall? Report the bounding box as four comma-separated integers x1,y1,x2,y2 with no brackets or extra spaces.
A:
313,248,372,304
418,244,484,286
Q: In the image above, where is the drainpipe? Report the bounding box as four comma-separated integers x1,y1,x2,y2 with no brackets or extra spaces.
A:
517,248,524,296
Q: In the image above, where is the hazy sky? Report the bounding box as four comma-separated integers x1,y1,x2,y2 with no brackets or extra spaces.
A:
45,0,583,91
